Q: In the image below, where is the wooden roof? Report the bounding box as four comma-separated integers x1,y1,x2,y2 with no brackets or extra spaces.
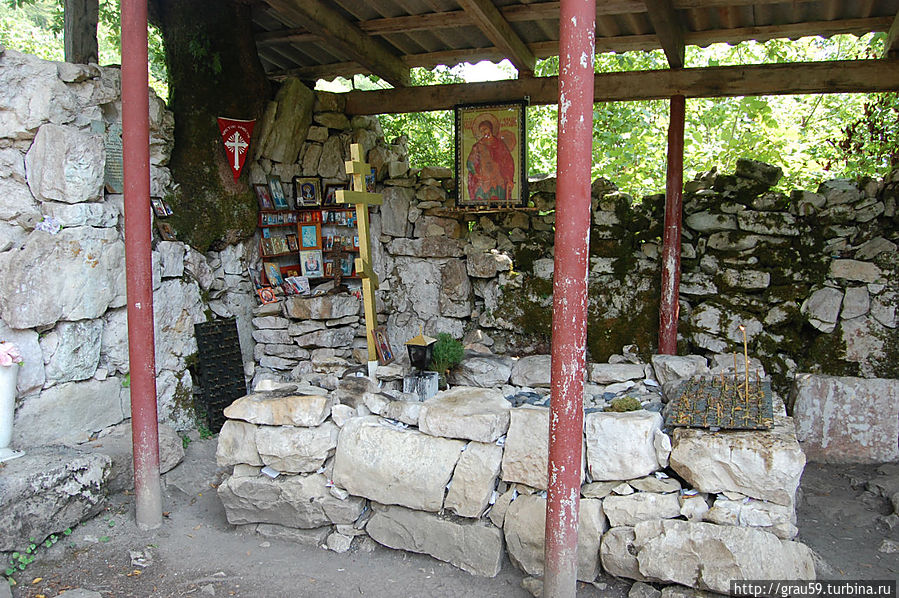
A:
251,1,899,114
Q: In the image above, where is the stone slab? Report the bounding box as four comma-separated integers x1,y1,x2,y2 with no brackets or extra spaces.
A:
223,392,336,427
418,386,511,442
366,503,504,577
332,416,465,512
791,374,899,463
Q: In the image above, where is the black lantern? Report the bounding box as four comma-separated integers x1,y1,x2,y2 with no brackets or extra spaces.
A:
405,328,437,371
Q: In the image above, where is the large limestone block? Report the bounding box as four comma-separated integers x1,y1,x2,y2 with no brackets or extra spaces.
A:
501,406,550,489
448,353,513,387
632,520,815,593
419,386,511,442
283,294,361,320
503,495,607,581
332,416,465,512
705,496,798,539
40,319,103,385
153,279,207,373
0,321,43,395
0,173,39,224
445,441,503,518
510,355,552,387
366,503,504,577
81,421,183,493
13,378,128,446
0,446,111,551
669,416,805,506
600,527,647,581
0,49,80,140
253,78,314,164
588,363,648,384
585,411,667,481
0,227,126,328
255,422,338,473
791,374,899,463
216,420,263,467
25,123,104,203
217,472,365,528
651,355,709,386
224,392,336,427
379,185,412,237
603,492,681,527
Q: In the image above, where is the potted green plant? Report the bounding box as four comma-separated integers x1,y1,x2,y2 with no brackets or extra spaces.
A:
428,333,464,389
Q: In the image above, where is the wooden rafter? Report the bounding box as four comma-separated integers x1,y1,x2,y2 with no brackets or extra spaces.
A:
269,16,893,81
884,10,899,58
341,59,899,114
457,0,536,76
643,0,685,68
263,0,410,87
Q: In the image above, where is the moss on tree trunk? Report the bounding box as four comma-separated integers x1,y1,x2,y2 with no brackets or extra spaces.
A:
149,0,270,251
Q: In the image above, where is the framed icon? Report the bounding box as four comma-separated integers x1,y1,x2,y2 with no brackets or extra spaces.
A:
373,326,394,365
300,223,322,249
254,184,274,210
300,250,324,278
323,183,346,206
268,175,288,209
294,176,321,207
455,101,527,208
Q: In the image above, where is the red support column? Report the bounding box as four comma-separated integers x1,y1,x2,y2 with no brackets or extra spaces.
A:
544,1,595,596
658,95,686,355
121,0,162,530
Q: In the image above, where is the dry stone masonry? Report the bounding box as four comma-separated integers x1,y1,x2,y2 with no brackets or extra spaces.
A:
215,353,817,590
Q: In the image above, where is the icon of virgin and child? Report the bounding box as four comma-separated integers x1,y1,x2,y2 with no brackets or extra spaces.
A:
466,112,517,203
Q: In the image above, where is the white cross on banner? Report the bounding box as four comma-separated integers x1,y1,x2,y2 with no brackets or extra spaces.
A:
217,117,256,181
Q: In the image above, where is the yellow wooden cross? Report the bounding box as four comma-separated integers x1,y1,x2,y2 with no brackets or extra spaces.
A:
336,143,382,366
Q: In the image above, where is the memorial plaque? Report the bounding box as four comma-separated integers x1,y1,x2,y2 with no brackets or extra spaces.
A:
665,376,774,430
102,122,123,194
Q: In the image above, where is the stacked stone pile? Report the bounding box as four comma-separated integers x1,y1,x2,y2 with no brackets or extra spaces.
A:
216,353,815,591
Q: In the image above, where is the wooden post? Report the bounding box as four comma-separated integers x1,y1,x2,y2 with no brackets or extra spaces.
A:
337,144,382,374
658,95,686,354
64,0,99,65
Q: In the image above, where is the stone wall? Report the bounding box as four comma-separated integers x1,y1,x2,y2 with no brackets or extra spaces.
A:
216,361,816,590
248,77,898,394
0,48,258,446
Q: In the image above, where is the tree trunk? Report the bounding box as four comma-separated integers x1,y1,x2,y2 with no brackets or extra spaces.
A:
149,0,270,251
64,0,99,64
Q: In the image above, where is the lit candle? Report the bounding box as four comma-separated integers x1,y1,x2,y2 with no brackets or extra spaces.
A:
740,325,749,400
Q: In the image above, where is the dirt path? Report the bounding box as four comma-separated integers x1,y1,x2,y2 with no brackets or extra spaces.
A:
5,438,897,598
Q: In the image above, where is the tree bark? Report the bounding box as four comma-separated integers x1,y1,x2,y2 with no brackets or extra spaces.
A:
149,0,270,251
64,0,99,64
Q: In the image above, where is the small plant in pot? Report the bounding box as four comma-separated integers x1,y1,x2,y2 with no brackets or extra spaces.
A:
429,333,464,389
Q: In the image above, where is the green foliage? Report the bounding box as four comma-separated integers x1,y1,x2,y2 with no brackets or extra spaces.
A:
4,530,68,584
1,0,168,99
429,332,464,374
379,66,463,169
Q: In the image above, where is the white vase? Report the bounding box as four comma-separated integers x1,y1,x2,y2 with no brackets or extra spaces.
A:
0,364,23,462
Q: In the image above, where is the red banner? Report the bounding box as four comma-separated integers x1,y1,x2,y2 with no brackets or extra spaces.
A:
217,117,255,181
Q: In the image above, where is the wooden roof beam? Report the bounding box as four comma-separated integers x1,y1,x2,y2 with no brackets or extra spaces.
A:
643,0,685,68
884,11,899,58
263,0,410,87
343,59,899,114
457,0,537,76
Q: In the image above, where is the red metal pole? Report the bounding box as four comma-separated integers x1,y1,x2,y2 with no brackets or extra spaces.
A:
121,0,162,530
544,0,594,595
658,95,686,355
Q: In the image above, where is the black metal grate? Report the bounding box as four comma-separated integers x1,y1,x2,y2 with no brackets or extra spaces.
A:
194,318,247,432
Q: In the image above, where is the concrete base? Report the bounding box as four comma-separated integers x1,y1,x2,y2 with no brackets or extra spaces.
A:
403,372,439,402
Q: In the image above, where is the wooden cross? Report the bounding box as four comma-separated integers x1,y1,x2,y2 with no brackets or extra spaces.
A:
336,143,382,367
